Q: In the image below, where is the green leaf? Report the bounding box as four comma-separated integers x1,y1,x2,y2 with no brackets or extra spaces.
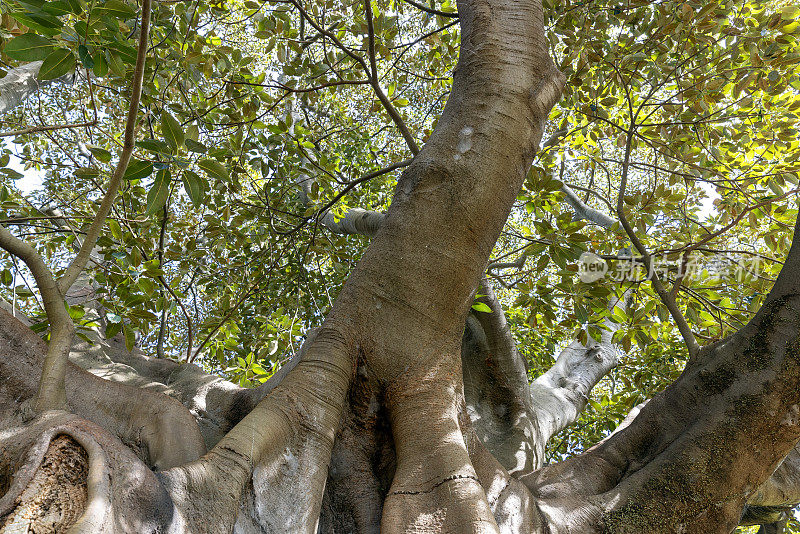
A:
181,170,207,207
123,324,135,351
77,44,94,69
98,0,136,18
123,159,154,180
185,138,207,153
105,42,137,64
146,169,171,215
161,112,184,151
92,51,108,76
8,12,62,35
43,1,74,16
0,168,23,180
38,48,76,80
4,34,53,61
136,139,172,154
137,277,156,296
1,269,13,286
198,158,229,181
30,320,49,333
781,6,800,20
106,50,125,76
16,0,46,11
74,167,100,179
65,0,82,13
108,219,122,239
471,302,492,313
14,285,34,298
87,145,111,163
75,332,94,344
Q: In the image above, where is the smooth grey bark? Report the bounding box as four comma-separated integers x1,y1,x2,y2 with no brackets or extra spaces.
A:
0,62,76,116
559,184,616,229
0,307,205,470
321,207,386,237
528,296,623,460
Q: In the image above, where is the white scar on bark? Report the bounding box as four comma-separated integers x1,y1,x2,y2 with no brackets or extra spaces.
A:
454,126,474,160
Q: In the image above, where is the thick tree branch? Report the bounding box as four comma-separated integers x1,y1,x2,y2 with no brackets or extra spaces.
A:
746,445,800,513
296,159,411,237
0,226,73,412
529,295,624,452
321,207,386,237
560,184,616,229
161,323,356,532
0,0,151,413
0,305,206,468
464,279,540,473
57,0,151,295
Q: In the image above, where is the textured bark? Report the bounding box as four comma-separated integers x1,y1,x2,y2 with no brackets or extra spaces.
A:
526,217,800,532
0,412,180,533
0,435,88,533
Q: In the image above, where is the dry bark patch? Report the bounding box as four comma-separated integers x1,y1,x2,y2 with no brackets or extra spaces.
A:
1,435,88,534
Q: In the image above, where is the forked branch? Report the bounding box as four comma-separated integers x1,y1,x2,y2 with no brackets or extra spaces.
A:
0,226,73,411
615,127,700,356
0,0,152,412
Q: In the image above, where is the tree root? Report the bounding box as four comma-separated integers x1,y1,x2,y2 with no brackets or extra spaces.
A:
0,308,206,471
0,412,177,534
381,353,499,533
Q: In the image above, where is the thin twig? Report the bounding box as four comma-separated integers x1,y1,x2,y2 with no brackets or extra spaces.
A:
0,120,98,138
616,127,699,356
399,0,458,18
364,0,420,154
